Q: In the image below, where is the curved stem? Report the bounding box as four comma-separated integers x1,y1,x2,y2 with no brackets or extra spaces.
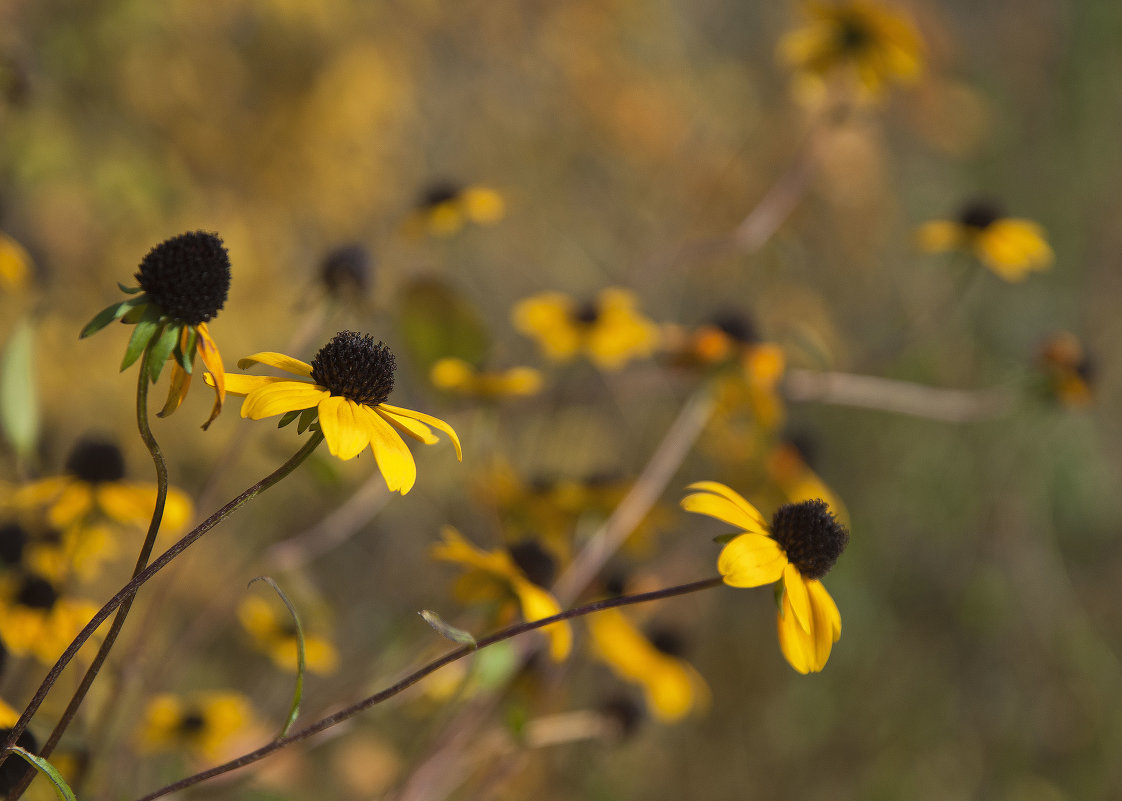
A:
0,432,325,774
12,345,171,795
133,576,725,801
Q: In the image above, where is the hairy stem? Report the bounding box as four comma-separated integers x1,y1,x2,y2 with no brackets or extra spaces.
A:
133,576,725,801
0,432,325,775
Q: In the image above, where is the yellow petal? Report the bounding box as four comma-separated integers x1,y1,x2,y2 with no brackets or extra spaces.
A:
47,482,94,529
681,491,769,535
777,592,815,674
777,579,841,674
364,406,418,494
157,361,192,418
375,407,438,445
783,563,813,633
915,220,964,254
511,576,571,661
209,373,290,397
236,352,314,377
96,482,159,528
682,481,768,530
511,293,582,361
377,403,462,461
317,396,376,461
241,381,328,419
196,322,226,430
717,533,787,587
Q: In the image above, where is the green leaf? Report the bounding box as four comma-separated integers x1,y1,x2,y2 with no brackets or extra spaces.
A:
146,323,181,383
419,609,478,647
0,317,40,465
79,295,148,338
176,327,198,373
713,532,740,544
117,282,144,294
5,747,78,801
120,306,162,371
247,576,305,738
277,410,301,428
296,407,318,434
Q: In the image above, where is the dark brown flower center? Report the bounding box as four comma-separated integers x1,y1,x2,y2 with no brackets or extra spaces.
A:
310,331,396,406
320,244,373,295
135,231,231,325
957,200,1004,231
16,575,58,610
769,499,849,580
65,438,126,484
419,181,462,209
507,540,557,589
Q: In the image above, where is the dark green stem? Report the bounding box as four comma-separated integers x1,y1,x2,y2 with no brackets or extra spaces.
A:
14,345,171,791
0,432,325,778
132,576,725,801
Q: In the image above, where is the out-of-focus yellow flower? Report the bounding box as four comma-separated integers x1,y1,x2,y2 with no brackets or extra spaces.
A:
137,691,253,761
512,288,659,371
0,232,33,292
404,182,505,238
430,527,572,661
237,595,339,676
0,518,119,584
682,482,848,673
917,200,1053,282
1037,332,1094,408
0,698,18,728
766,439,849,523
209,331,461,495
587,609,709,722
0,573,100,665
779,0,924,101
430,358,543,398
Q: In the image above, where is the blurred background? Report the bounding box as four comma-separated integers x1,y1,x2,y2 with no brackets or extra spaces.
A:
2,0,1122,799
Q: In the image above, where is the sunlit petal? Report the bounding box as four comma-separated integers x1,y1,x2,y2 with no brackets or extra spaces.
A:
317,396,375,461
683,481,768,530
236,352,314,377
717,533,787,587
364,407,418,494
375,407,438,445
377,403,462,460
783,563,813,633
241,382,328,419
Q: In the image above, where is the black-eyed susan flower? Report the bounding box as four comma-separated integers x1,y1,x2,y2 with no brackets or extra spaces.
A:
209,331,460,494
682,482,848,673
4,438,194,573
430,357,543,399
778,0,924,101
237,594,339,676
1036,332,1094,408
0,572,100,664
430,527,572,661
917,199,1054,282
587,610,709,722
137,691,253,761
80,231,231,428
0,232,33,292
404,181,506,238
512,288,660,371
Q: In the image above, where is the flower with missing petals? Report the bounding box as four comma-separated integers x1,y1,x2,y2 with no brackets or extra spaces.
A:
682,482,849,673
209,331,460,494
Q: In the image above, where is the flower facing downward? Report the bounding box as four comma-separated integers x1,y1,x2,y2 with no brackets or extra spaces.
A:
681,482,848,673
916,199,1054,282
81,231,231,428
211,331,461,494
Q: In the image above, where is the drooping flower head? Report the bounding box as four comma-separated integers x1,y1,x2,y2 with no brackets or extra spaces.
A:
404,181,506,238
81,231,232,428
209,331,461,494
778,0,925,102
0,571,100,664
682,482,849,673
916,199,1054,282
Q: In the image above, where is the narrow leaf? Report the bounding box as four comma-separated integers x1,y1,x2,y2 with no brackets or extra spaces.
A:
79,295,148,338
0,317,40,465
176,327,198,373
117,282,144,294
6,747,78,801
296,407,318,434
248,576,305,737
713,532,741,544
147,323,181,384
277,410,301,429
420,610,478,647
120,306,161,371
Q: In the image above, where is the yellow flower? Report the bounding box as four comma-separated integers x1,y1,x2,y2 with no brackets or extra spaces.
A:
1036,332,1094,408
430,357,543,398
80,231,231,428
0,573,101,665
778,0,924,100
430,526,572,661
404,182,505,238
512,288,659,370
237,595,339,675
3,438,194,579
0,232,33,293
681,482,848,673
587,609,710,722
137,691,253,761
209,331,461,495
916,200,1053,282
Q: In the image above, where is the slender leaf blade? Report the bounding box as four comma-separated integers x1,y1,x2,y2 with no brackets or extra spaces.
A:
6,747,78,801
248,576,305,737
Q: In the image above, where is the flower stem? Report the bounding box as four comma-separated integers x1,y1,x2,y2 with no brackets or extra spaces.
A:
0,432,325,776
131,576,725,801
7,345,172,797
